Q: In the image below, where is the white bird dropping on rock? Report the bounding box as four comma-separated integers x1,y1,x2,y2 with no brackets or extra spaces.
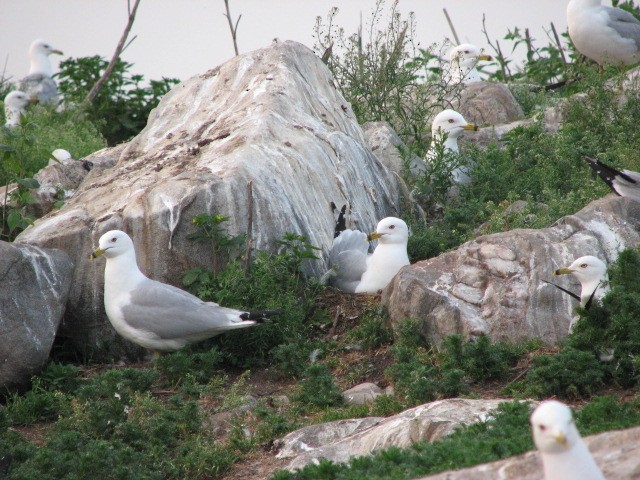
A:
531,400,605,480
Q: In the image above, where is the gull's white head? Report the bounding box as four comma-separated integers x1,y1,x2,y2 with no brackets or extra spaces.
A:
28,39,63,77
431,109,477,139
51,149,72,162
91,230,136,260
4,91,30,127
369,217,409,245
449,43,492,69
531,400,580,454
554,256,607,305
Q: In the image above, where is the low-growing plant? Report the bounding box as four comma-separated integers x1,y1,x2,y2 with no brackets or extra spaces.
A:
345,307,393,350
294,364,343,409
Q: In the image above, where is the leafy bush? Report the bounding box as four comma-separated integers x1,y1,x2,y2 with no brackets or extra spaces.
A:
294,364,343,408
522,348,605,399
184,226,324,369
345,307,393,350
56,55,179,145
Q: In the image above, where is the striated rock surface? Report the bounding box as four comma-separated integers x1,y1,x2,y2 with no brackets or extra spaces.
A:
0,241,73,389
415,425,640,480
277,398,506,472
16,41,407,356
383,195,640,346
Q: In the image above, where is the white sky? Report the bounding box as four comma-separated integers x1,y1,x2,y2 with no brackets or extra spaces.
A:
1,1,570,83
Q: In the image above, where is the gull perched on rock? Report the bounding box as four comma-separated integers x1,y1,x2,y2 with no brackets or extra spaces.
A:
3,91,31,128
448,43,492,84
18,39,63,104
584,156,640,201
567,0,640,66
91,230,274,352
325,217,409,294
425,109,478,184
531,400,605,480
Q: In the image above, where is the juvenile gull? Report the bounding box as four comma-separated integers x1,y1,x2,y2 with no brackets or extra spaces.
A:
19,39,63,104
531,400,605,480
425,109,478,184
448,43,492,84
91,230,273,352
585,156,640,201
326,217,409,294
3,91,30,128
567,0,640,65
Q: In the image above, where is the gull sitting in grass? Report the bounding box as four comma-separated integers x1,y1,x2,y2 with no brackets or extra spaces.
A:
19,39,63,105
448,43,492,84
90,230,276,352
425,109,478,185
531,400,605,480
3,91,31,128
325,217,409,294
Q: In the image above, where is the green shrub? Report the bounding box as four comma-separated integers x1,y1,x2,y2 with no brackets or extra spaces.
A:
523,348,605,399
56,56,179,145
294,364,343,408
345,307,393,350
153,347,225,386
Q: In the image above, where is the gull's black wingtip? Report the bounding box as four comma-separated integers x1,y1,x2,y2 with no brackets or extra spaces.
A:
240,310,281,323
541,279,581,302
333,203,347,238
583,156,636,192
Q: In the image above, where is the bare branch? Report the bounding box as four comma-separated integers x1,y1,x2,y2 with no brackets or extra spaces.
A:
223,0,241,56
442,8,460,46
86,0,142,103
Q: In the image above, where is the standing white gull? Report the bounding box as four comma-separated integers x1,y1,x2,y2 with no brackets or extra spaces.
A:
448,43,492,84
325,217,409,294
90,230,274,352
425,109,478,184
567,0,640,66
585,156,640,201
3,91,31,128
531,400,605,480
18,39,63,105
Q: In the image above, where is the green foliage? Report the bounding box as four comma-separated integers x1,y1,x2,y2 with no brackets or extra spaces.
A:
184,226,323,368
567,248,640,388
294,364,343,408
345,307,393,350
153,347,225,385
186,213,246,275
313,0,455,150
56,55,179,145
522,348,605,399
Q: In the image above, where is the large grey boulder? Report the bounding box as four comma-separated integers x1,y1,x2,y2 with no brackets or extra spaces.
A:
0,241,73,389
453,82,524,126
277,398,506,472
415,425,640,480
16,40,406,356
383,195,640,346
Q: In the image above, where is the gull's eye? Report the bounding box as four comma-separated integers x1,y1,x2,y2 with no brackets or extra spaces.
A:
111,237,117,243
448,118,455,123
538,424,547,431
389,225,395,229
580,263,588,268
464,50,469,54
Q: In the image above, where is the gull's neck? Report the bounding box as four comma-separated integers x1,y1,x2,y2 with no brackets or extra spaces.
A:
568,0,601,12
580,276,608,307
29,52,53,77
541,439,604,480
5,107,23,127
104,251,147,297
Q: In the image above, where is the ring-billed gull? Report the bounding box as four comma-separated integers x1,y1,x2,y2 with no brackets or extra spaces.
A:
448,43,492,84
325,217,409,293
425,109,478,184
3,91,31,128
585,156,640,201
531,400,605,480
18,39,63,105
553,255,608,308
91,230,274,352
567,0,640,66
